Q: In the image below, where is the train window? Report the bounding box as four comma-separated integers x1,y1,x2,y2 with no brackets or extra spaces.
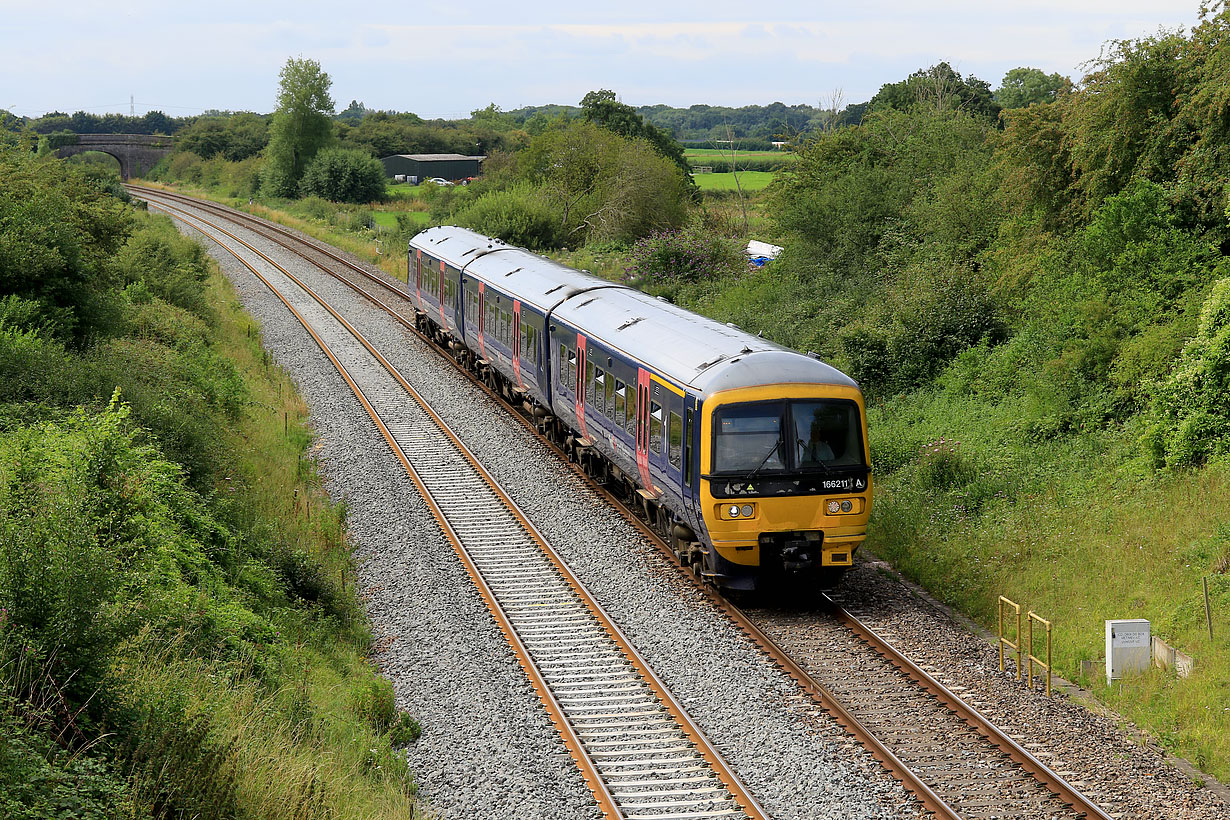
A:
669,411,682,469
625,384,637,435
593,368,605,413
650,401,664,455
614,380,626,426
604,373,615,419
520,319,528,352
566,350,578,392
585,361,595,405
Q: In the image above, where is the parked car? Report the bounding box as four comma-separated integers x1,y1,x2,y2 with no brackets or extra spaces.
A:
428,177,454,186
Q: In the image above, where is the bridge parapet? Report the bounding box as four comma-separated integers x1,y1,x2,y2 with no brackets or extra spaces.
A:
55,133,177,180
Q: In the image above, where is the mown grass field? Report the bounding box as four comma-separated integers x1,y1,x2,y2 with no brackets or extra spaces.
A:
684,148,795,161
691,171,777,191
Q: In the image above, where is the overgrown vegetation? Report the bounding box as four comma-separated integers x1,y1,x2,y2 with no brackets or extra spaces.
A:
0,149,423,818
663,5,1230,779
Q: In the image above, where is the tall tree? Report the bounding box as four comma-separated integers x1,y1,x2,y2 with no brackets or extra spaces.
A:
580,90,692,179
262,57,335,197
870,63,1001,122
995,67,1070,109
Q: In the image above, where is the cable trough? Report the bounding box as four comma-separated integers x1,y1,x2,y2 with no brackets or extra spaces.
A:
136,192,767,820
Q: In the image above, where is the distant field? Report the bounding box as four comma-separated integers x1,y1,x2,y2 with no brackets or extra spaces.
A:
684,148,796,162
385,182,430,201
691,171,777,191
372,210,431,228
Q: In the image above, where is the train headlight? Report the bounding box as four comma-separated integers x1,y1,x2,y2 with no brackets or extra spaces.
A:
827,498,865,515
728,504,741,518
740,504,754,518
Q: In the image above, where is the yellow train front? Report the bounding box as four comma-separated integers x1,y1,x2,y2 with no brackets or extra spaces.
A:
696,372,872,590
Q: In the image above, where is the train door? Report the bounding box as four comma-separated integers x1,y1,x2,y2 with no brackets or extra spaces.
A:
635,368,655,494
414,249,422,306
477,282,487,361
575,335,588,440
683,396,699,510
437,260,447,330
512,300,525,391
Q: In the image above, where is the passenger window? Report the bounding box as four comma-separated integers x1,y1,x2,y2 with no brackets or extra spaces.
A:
586,361,595,404
669,411,682,468
614,380,626,426
604,374,615,419
650,402,664,454
566,350,578,392
594,369,605,414
625,384,637,435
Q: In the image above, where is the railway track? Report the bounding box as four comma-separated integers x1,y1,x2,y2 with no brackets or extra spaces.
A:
136,191,766,820
130,186,1114,820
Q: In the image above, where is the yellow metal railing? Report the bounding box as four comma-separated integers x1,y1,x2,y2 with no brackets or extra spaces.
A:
998,595,1022,680
1027,611,1053,697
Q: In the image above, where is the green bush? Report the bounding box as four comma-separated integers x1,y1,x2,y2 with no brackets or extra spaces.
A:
625,228,744,284
453,185,563,250
1145,277,1230,466
298,148,387,204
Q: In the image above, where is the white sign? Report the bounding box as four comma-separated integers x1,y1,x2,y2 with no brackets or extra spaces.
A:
1106,619,1151,683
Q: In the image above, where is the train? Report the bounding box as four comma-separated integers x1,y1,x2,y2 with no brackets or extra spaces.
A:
407,226,872,591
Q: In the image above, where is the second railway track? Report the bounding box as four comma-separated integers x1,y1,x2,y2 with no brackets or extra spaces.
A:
131,186,1116,820
137,190,767,820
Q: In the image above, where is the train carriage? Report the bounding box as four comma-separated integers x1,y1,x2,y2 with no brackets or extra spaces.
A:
408,226,872,592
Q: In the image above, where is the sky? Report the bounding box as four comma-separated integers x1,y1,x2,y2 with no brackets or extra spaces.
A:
0,1,1208,120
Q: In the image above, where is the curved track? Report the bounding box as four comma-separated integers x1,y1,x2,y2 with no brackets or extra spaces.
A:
136,190,766,820
129,186,1114,820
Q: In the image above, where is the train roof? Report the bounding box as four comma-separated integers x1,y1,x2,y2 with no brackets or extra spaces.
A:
411,226,858,397
411,226,619,312
553,285,856,396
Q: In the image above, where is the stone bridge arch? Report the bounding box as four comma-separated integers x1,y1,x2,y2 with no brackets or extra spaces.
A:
55,134,176,180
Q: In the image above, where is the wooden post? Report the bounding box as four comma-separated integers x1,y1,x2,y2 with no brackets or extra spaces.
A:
1205,577,1214,641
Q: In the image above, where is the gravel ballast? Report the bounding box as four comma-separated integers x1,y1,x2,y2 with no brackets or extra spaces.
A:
159,196,925,820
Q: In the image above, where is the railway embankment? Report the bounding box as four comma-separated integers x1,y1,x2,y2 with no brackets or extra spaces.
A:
0,152,424,818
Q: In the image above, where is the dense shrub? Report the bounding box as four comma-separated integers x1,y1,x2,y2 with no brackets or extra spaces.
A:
453,185,563,250
624,228,744,284
298,148,387,204
1145,277,1230,466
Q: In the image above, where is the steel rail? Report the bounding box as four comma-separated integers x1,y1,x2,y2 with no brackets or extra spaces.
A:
141,195,768,820
135,188,1113,820
127,184,410,300
823,598,1114,820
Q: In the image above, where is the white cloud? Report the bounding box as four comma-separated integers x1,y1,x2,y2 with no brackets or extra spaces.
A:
0,1,1206,117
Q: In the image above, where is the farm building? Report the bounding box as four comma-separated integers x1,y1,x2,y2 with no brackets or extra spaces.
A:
380,153,485,182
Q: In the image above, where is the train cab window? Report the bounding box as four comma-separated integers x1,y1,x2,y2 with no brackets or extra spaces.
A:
713,402,786,473
649,401,664,455
585,361,595,404
593,369,605,414
614,380,626,426
604,374,615,419
791,399,864,468
669,411,683,469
